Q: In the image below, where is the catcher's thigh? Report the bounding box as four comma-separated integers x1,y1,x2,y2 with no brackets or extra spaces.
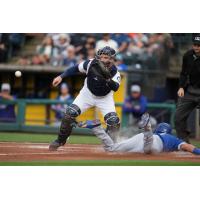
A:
72,86,95,114
95,92,116,117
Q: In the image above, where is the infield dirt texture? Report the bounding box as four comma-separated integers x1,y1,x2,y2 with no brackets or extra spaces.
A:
0,141,200,166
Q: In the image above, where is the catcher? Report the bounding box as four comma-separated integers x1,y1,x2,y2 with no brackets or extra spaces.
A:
49,46,121,150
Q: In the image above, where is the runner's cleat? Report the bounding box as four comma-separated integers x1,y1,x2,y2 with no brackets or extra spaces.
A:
143,130,153,154
138,113,151,129
78,120,101,129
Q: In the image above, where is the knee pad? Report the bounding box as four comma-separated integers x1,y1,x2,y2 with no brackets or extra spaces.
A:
104,112,120,131
59,104,81,143
66,104,81,118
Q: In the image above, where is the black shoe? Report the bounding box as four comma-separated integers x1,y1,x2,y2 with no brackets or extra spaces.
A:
49,139,65,151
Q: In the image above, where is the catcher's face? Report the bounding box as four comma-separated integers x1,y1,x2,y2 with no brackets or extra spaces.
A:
99,54,114,68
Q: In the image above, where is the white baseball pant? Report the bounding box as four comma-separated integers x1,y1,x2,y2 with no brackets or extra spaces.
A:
92,126,164,153
73,83,116,117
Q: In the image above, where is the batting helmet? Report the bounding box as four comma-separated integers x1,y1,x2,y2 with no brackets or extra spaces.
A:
96,46,116,58
154,122,172,135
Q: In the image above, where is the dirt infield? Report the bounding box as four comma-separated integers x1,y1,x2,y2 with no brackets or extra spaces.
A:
0,142,200,163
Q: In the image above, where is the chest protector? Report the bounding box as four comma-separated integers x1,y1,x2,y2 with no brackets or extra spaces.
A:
86,59,117,96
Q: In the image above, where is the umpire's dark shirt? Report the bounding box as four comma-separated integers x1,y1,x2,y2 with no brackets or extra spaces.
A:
179,49,200,89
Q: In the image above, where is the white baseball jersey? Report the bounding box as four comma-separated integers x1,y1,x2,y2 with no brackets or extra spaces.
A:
71,59,121,116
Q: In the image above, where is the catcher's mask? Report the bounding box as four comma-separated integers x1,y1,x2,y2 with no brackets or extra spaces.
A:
96,46,116,68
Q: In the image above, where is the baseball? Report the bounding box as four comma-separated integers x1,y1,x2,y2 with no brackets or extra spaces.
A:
15,71,22,77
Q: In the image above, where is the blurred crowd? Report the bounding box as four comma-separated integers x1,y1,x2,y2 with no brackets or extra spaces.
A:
0,33,25,63
16,33,174,71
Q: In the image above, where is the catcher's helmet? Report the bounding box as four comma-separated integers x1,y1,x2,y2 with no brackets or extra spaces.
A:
96,46,116,58
154,122,172,135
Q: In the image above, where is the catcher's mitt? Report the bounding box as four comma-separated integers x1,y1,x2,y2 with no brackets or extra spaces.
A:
90,59,112,79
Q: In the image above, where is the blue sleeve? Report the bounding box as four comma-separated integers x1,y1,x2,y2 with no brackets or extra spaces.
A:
60,65,80,78
122,97,134,113
192,148,200,155
138,96,147,113
171,136,184,151
131,96,147,114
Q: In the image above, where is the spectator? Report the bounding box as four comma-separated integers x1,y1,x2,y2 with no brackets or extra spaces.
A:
62,45,78,67
33,36,54,65
85,35,96,50
127,33,148,55
51,83,73,124
55,34,70,54
9,33,25,56
127,40,145,55
156,33,174,70
51,34,71,66
16,33,173,70
47,33,60,46
96,33,118,52
111,33,130,53
115,54,128,71
87,48,96,60
123,84,147,118
0,33,10,63
0,83,16,122
18,36,54,66
132,33,149,46
147,34,161,56
70,33,87,50
123,84,157,128
17,55,31,65
73,34,96,59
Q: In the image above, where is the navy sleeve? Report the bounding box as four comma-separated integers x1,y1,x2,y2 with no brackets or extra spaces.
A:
106,79,119,92
60,65,79,78
83,60,90,71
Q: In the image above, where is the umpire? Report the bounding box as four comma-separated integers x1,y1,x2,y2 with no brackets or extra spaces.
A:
175,34,200,142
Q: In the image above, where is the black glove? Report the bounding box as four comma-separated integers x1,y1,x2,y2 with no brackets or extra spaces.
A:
90,59,112,80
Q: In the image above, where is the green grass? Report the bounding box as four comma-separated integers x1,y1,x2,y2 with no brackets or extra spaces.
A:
0,132,101,144
0,160,200,166
189,139,200,148
0,132,199,147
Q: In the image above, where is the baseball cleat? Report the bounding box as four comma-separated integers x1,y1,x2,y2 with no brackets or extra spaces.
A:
138,113,151,129
49,139,64,151
143,130,153,154
78,119,101,129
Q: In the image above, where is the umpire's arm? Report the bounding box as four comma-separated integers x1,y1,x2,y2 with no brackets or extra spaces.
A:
179,54,188,89
177,54,188,97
